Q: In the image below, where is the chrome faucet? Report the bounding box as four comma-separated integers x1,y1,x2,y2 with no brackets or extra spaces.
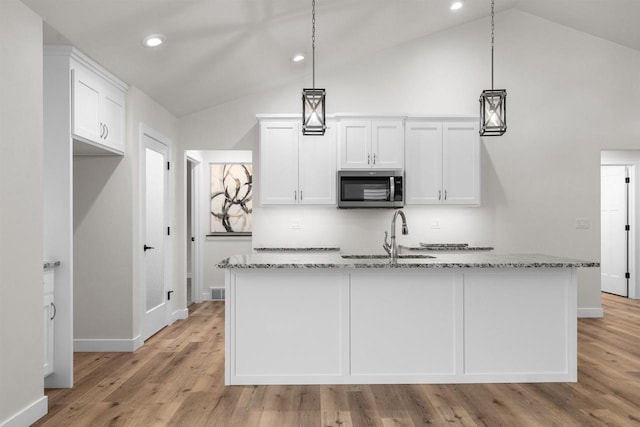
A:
383,209,409,259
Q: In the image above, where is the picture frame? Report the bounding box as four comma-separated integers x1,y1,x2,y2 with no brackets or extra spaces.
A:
209,163,253,236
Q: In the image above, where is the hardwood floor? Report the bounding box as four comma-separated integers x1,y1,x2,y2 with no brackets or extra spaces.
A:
35,293,640,426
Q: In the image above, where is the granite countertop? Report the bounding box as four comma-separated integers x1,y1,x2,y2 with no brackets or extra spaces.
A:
44,260,60,269
253,247,341,252
401,243,494,252
217,252,599,269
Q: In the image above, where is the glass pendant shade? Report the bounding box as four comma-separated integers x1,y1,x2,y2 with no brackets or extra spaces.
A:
302,88,326,135
479,89,507,136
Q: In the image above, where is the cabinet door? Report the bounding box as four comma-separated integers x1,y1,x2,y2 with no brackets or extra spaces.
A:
43,292,54,377
442,122,480,205
72,66,101,143
260,121,300,205
43,270,54,377
299,123,336,205
339,120,371,169
372,120,404,169
405,121,443,204
101,86,125,154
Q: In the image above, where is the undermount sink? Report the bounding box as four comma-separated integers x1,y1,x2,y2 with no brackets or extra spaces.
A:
341,254,436,259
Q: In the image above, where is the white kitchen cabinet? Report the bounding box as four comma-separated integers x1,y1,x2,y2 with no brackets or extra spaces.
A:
260,119,336,205
405,120,480,205
72,60,126,155
338,119,404,169
43,269,55,377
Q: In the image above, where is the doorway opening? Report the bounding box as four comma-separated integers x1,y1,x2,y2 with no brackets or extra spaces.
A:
601,150,639,299
186,154,201,305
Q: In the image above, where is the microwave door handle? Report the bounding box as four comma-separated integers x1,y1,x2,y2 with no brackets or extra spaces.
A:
390,177,395,201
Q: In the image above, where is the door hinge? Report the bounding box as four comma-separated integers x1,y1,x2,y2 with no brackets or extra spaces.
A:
625,177,630,183
625,272,631,279
167,161,170,171
625,225,630,231
167,290,174,300
167,227,171,236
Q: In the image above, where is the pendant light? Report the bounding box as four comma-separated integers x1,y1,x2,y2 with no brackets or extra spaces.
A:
302,0,326,136
479,0,507,136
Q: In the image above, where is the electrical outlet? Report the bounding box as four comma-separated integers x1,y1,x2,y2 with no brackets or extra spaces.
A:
291,220,301,230
431,220,441,229
575,218,590,229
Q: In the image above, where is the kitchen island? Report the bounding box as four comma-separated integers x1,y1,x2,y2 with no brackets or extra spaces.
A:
218,253,598,385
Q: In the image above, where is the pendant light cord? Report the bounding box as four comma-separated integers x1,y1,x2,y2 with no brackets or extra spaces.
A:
491,0,495,90
312,0,316,89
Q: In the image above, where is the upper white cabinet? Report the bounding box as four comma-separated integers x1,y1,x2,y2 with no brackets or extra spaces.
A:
405,120,480,205
260,118,336,205
71,59,126,155
44,46,127,156
338,119,404,169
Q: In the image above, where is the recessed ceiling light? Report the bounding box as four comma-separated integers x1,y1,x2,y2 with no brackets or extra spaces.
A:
142,34,166,48
291,53,305,63
450,1,464,11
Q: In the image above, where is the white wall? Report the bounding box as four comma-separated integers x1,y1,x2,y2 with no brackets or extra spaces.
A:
178,10,640,314
0,0,47,424
74,156,133,340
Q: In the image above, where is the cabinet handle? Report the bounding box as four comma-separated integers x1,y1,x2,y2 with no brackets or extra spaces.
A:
294,190,297,201
444,190,447,200
300,190,303,200
438,190,442,201
367,154,370,165
373,153,376,165
100,123,105,138
104,124,109,140
50,302,56,320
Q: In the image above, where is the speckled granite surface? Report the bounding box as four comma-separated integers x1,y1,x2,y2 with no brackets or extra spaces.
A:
253,247,340,252
218,253,599,269
43,260,60,269
401,244,494,252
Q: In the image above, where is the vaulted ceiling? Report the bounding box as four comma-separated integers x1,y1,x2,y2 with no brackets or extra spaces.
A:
21,0,640,117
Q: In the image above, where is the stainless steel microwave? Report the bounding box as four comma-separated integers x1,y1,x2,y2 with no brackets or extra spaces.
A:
337,170,404,208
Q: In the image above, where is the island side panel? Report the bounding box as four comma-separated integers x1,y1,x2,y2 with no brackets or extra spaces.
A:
228,269,348,385
350,270,458,377
462,268,577,382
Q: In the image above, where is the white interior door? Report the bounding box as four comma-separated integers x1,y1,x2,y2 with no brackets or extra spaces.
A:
142,133,169,340
601,165,628,296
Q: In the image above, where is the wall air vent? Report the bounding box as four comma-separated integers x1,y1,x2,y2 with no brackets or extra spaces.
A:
210,287,225,301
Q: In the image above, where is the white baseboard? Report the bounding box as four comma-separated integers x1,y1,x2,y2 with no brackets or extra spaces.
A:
172,308,189,322
74,335,143,352
578,307,604,318
0,396,48,427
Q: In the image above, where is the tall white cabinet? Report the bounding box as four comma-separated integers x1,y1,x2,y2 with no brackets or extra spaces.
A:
259,117,336,205
44,46,128,388
405,119,480,205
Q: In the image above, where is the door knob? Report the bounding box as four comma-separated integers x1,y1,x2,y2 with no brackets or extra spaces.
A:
144,244,155,251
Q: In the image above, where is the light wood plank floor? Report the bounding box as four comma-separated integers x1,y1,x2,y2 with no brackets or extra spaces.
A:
35,293,640,426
